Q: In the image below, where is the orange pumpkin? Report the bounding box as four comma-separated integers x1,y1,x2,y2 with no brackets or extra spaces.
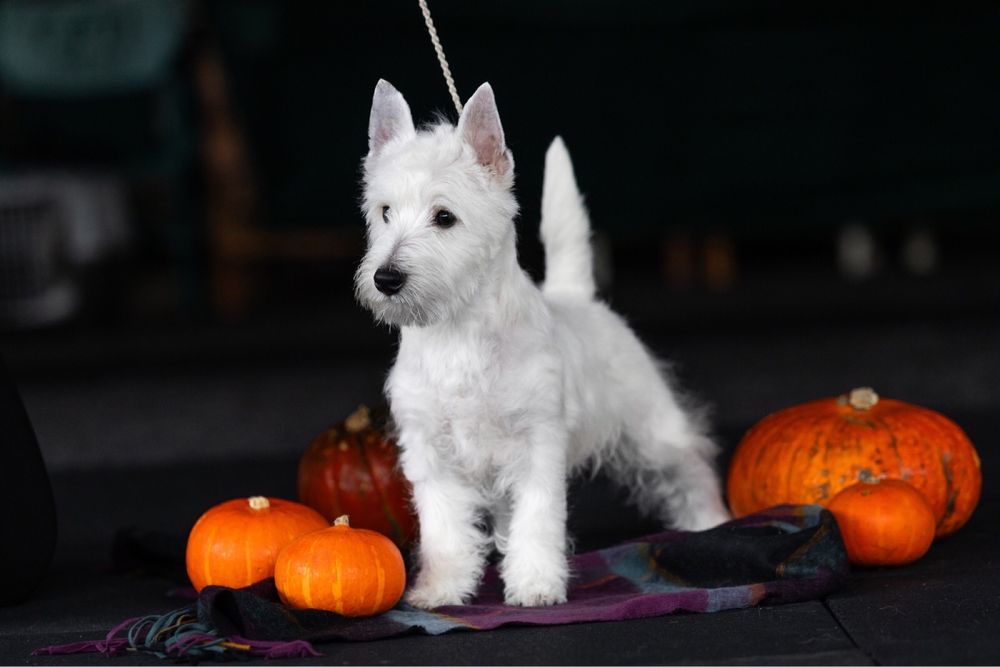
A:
275,515,406,617
827,479,936,566
727,387,981,537
186,496,328,592
298,405,417,547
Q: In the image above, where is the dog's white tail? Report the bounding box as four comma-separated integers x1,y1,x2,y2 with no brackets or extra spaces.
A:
540,137,595,300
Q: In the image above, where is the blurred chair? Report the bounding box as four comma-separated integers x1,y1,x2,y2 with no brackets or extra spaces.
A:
196,1,362,319
194,47,361,319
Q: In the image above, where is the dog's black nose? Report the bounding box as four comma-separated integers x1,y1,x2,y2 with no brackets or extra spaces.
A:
374,266,406,295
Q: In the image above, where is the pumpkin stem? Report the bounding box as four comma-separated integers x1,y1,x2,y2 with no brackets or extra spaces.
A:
248,496,270,510
345,406,371,433
333,515,350,527
843,387,879,411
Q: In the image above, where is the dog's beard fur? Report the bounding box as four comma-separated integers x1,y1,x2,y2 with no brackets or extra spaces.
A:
355,80,730,609
354,256,453,328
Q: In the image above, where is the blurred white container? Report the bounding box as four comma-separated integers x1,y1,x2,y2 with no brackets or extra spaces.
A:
0,173,128,328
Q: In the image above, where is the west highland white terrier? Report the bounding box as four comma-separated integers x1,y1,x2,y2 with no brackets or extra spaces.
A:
355,80,730,608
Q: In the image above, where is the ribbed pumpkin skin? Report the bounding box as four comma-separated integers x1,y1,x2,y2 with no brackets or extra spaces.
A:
186,497,329,592
274,520,406,617
828,480,936,566
298,410,417,547
727,395,981,537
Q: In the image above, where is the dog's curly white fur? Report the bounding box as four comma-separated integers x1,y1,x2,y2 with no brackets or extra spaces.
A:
356,80,730,608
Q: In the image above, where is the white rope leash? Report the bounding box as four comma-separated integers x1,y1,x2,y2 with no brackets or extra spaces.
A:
417,0,463,115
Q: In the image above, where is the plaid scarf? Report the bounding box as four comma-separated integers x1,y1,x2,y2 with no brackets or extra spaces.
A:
35,504,847,660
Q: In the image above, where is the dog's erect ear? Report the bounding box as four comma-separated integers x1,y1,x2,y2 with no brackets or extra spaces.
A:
457,83,511,177
368,79,415,155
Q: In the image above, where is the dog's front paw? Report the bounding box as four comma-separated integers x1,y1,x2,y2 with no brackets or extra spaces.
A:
404,582,468,609
501,555,569,607
500,541,570,607
404,575,472,609
503,579,568,607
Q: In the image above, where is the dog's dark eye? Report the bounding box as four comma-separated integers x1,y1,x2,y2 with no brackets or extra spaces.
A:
433,209,456,228
381,205,390,223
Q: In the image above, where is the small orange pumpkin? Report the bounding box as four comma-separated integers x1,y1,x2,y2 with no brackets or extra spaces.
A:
727,387,981,537
186,496,328,592
275,515,406,617
827,479,936,566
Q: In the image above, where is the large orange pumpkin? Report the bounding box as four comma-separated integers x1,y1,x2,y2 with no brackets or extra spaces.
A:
298,405,417,547
727,387,981,537
275,515,406,617
827,479,936,567
186,496,328,592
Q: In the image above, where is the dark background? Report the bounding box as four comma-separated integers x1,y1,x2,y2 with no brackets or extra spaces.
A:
2,0,998,471
2,1,1000,664
3,0,1000,521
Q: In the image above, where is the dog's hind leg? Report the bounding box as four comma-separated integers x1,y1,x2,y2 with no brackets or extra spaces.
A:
617,383,730,532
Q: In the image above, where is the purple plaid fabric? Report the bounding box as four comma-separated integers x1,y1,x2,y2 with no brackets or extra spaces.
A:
35,504,847,659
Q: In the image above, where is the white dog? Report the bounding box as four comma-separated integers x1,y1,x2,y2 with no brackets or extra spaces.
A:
355,80,730,609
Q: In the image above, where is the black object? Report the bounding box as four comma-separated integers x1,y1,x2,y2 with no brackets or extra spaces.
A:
111,527,188,584
0,357,56,605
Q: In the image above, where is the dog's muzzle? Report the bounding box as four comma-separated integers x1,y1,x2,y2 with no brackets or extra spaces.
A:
374,266,407,295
